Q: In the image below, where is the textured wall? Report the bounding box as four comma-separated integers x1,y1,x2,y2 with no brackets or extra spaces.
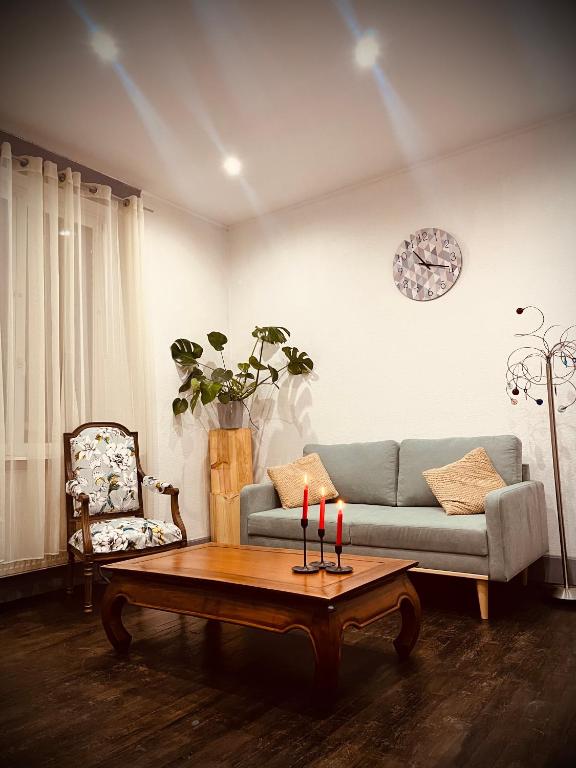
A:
228,115,576,556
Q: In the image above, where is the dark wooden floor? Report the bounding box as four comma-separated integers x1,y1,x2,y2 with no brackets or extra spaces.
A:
1,574,575,768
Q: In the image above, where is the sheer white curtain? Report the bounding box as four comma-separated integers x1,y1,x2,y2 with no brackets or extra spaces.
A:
0,142,153,576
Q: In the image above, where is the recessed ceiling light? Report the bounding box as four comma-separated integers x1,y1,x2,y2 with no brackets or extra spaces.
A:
90,29,119,63
355,31,380,68
222,156,243,177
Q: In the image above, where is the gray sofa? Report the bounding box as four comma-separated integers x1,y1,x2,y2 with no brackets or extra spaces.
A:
240,435,549,619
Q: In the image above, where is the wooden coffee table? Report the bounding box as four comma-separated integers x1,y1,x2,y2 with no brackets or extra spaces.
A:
101,544,421,690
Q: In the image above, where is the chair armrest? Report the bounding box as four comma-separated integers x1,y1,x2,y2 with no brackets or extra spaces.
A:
140,474,187,544
240,482,280,544
485,480,548,582
142,475,175,494
65,483,93,556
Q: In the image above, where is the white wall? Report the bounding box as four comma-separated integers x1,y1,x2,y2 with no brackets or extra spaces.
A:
142,195,228,541
228,115,576,557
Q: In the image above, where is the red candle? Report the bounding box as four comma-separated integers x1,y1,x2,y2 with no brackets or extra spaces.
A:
302,474,309,521
336,500,344,546
319,487,326,530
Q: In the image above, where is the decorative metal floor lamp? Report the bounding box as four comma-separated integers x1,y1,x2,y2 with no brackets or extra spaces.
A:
506,306,576,601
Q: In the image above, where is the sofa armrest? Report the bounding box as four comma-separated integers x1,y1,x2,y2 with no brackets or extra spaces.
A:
240,482,280,544
485,480,548,582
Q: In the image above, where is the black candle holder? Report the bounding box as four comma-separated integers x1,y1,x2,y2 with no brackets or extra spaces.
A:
309,528,336,569
292,519,320,574
325,545,353,574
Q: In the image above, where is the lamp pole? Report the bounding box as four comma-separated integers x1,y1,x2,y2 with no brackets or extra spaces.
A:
546,356,576,600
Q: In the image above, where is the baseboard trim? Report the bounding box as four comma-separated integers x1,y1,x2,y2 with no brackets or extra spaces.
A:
529,555,576,585
0,536,211,605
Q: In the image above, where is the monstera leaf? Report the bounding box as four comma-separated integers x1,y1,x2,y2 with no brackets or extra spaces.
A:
172,397,188,416
251,326,290,344
200,379,222,405
282,346,313,375
178,368,204,392
207,331,228,351
171,338,203,365
249,355,268,371
211,367,233,383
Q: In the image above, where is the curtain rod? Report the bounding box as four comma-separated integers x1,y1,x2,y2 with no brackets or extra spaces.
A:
0,128,147,207
10,152,154,213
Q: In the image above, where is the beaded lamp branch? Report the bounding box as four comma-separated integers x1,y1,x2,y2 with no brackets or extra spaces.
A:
506,306,576,602
506,306,576,409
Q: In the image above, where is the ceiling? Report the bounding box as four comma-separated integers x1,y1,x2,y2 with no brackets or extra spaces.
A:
1,0,575,226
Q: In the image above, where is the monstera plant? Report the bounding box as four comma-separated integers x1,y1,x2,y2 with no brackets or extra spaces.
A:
171,326,313,426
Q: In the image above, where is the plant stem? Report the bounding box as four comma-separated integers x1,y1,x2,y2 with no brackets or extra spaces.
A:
240,364,288,400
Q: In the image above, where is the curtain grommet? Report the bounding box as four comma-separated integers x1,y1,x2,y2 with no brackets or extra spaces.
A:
89,185,98,194
19,158,29,168
58,172,66,183
123,199,130,207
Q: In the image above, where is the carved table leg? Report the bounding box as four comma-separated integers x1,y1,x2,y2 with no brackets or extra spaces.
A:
101,581,132,653
310,606,343,692
393,579,422,660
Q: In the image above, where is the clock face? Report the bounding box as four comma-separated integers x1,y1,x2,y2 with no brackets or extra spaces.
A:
393,227,462,301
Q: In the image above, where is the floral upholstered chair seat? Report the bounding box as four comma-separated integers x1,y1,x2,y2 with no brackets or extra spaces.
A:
69,517,183,554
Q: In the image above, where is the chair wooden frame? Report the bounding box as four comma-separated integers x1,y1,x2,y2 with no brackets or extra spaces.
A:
64,421,187,613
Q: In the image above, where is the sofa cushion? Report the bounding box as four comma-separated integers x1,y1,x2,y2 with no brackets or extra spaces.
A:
348,504,488,556
247,504,351,544
303,441,399,505
423,447,506,515
267,453,338,509
397,435,522,507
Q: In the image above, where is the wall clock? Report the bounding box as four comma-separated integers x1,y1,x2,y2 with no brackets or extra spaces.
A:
393,227,462,301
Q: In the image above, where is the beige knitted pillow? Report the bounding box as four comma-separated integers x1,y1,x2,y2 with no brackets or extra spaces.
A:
422,447,507,515
267,453,338,509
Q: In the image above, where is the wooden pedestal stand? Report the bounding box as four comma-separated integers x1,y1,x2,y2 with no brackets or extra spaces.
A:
209,428,253,545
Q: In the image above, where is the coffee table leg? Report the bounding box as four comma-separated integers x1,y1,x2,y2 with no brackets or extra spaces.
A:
310,606,343,692
101,581,132,653
393,579,421,660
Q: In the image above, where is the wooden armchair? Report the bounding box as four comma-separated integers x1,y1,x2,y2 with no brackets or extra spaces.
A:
64,421,187,613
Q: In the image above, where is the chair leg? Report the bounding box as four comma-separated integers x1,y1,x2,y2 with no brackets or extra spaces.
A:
476,579,489,621
66,550,75,595
83,561,94,614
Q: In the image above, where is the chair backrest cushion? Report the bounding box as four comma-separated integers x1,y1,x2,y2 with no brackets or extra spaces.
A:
303,441,399,505
68,425,140,516
397,435,522,507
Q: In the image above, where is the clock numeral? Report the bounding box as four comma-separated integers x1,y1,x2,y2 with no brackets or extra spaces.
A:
450,253,456,261
401,251,407,260
428,290,434,297
451,265,457,273
440,281,446,289
403,279,408,287
443,239,450,248
397,267,403,274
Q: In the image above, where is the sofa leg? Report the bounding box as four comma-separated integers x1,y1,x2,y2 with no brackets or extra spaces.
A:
521,568,529,587
476,579,489,620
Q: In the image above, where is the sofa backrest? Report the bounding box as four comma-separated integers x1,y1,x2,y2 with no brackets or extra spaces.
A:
397,435,523,507
303,441,399,506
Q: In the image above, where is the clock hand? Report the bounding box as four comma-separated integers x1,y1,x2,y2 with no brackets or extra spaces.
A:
424,263,452,268
412,248,431,270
